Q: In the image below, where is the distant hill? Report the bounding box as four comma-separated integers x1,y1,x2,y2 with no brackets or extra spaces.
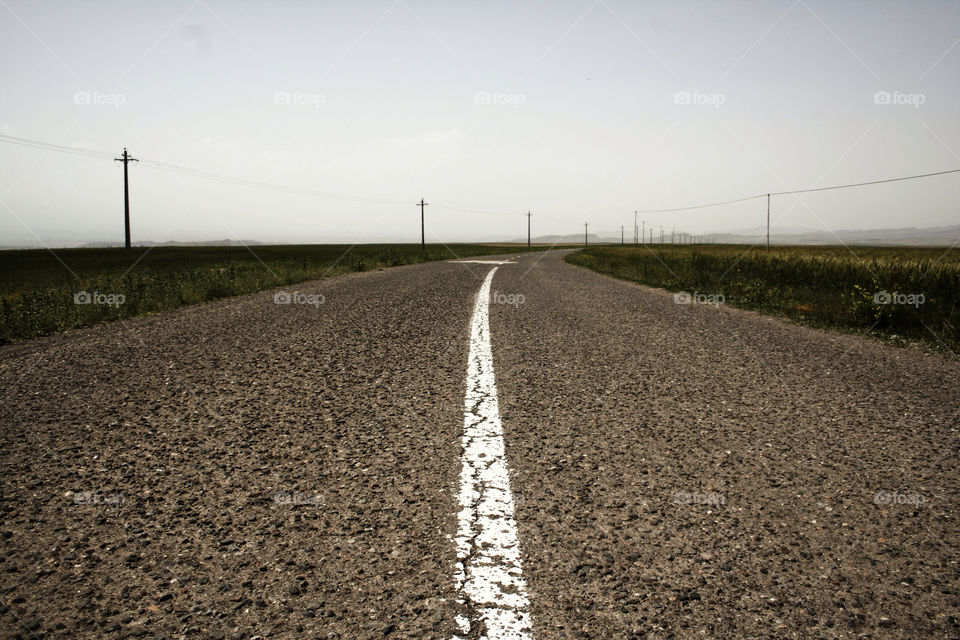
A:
510,225,960,247
705,225,960,247
509,234,611,245
79,239,267,248
6,224,958,250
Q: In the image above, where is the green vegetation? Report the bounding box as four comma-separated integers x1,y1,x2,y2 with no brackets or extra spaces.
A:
0,243,545,343
566,245,960,353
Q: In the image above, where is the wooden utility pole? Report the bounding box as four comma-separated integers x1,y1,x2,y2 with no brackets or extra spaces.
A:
418,198,428,254
114,147,138,249
766,193,771,251
584,222,588,247
621,225,624,245
527,211,532,248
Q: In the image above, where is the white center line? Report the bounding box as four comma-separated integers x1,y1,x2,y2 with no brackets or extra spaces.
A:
447,259,518,264
452,266,533,640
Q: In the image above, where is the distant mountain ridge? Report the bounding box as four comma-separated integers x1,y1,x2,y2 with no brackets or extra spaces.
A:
79,239,266,248
512,225,960,246
706,224,960,246
3,224,958,250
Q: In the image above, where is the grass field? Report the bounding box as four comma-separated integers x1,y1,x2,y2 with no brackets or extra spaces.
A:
0,243,547,343
567,244,960,353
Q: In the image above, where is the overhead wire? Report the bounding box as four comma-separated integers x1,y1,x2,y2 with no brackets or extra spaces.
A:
634,169,960,214
3,133,959,227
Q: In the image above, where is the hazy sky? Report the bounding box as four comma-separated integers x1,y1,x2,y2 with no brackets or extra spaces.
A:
1,0,958,246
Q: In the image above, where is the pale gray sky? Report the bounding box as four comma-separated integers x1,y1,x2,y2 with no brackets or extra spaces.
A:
1,0,958,246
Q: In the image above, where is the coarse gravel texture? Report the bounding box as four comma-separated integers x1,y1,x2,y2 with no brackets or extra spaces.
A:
491,251,959,639
0,259,500,640
1,249,958,640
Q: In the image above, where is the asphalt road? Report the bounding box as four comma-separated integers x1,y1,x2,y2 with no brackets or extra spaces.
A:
1,249,958,640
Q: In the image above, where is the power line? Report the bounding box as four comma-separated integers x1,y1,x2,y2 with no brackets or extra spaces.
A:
5,132,959,238
635,194,765,214
0,133,534,215
635,168,960,214
430,202,525,217
0,133,115,160
0,134,575,216
1,133,564,250
0,133,409,206
137,159,407,206
770,168,960,196
0,134,557,215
